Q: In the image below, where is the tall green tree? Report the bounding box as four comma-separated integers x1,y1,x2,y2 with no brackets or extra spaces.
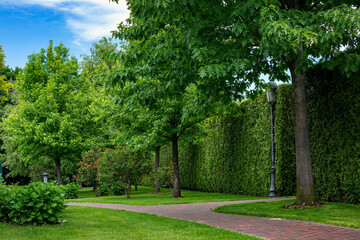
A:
2,41,101,185
112,0,360,204
105,27,216,197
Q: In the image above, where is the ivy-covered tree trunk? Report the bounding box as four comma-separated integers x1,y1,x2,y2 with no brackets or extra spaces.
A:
288,46,315,205
171,134,182,198
54,158,63,185
154,146,161,193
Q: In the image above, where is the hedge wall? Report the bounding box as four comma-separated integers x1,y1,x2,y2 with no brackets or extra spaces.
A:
159,66,359,203
307,66,360,204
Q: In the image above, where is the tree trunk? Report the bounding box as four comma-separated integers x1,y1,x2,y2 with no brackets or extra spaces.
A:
289,45,316,205
154,146,161,193
171,134,182,198
94,181,99,197
125,182,131,198
54,158,63,185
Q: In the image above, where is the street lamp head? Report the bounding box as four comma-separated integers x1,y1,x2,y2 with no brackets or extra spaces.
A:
43,172,49,183
266,82,277,104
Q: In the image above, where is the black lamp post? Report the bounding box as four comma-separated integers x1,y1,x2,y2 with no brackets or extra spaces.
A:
266,82,277,197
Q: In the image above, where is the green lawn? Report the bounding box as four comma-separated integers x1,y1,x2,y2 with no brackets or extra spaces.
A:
0,206,259,240
68,186,264,205
213,200,360,229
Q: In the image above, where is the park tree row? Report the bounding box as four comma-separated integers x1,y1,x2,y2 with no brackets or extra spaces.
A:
108,0,360,204
0,38,216,198
1,0,359,205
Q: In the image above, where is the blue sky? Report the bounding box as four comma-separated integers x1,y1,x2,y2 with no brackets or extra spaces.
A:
0,0,129,69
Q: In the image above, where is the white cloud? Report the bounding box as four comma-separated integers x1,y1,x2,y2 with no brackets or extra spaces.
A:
0,0,129,43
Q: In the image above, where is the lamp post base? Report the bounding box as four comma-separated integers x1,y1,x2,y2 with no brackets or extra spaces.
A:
269,191,277,197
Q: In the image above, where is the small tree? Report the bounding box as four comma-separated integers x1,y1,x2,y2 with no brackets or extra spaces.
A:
76,147,102,196
97,146,150,198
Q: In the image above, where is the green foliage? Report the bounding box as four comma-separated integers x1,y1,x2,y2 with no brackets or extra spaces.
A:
112,0,360,204
168,94,273,196
110,182,125,196
97,146,150,198
156,165,173,189
60,182,80,199
273,85,296,196
161,69,359,203
0,182,66,225
2,41,102,184
0,45,14,104
306,65,360,204
0,184,14,222
99,183,110,196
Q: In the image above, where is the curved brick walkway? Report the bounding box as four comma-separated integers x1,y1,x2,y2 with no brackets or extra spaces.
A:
68,198,360,240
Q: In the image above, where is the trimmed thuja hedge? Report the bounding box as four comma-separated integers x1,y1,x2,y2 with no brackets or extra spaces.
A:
159,66,359,203
307,66,360,204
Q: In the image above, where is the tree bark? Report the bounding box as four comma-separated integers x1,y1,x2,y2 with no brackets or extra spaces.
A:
154,146,161,193
94,181,99,197
171,134,182,198
54,158,63,185
125,181,131,198
289,45,316,205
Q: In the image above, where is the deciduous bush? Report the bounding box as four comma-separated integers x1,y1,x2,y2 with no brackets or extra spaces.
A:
157,165,173,190
0,184,14,222
61,182,80,199
1,182,66,225
110,182,125,196
98,146,150,198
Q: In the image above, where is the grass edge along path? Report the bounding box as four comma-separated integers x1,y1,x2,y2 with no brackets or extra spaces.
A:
213,199,360,229
0,206,260,240
68,186,270,205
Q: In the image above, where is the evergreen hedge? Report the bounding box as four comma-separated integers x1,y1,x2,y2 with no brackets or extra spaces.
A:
307,66,360,204
159,66,359,204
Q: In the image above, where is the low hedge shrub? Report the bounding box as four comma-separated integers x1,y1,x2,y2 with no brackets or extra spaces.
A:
0,182,66,225
0,184,15,222
110,183,125,196
61,182,80,199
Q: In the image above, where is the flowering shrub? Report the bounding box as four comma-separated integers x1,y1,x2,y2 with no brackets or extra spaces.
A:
76,147,102,196
97,146,150,198
29,166,56,182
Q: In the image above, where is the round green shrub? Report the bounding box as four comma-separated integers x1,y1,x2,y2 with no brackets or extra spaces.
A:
6,182,66,225
110,183,125,196
61,182,80,199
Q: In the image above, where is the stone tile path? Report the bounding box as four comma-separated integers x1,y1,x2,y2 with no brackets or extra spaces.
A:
68,198,360,240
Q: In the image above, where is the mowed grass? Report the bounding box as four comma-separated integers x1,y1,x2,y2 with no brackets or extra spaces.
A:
213,200,360,229
0,206,260,240
68,186,264,205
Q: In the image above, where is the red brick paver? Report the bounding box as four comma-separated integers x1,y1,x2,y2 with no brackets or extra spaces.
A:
68,198,360,240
